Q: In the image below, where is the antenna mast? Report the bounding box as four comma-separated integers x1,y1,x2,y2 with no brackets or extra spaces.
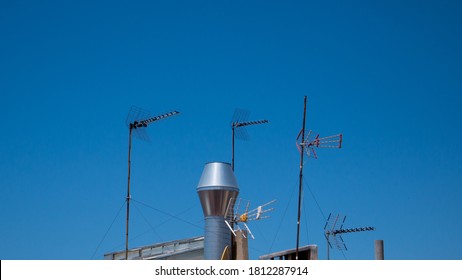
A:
125,107,180,260
295,96,307,260
229,109,268,259
295,97,343,260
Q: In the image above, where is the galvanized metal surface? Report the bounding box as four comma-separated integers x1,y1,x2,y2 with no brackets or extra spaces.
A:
197,162,239,191
197,162,239,217
104,236,204,260
204,216,231,260
197,162,239,259
198,189,239,217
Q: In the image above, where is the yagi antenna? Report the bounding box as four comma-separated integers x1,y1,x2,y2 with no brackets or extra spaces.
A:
231,108,268,171
126,106,180,141
295,96,343,260
296,131,342,158
224,198,276,239
324,213,375,260
124,106,180,260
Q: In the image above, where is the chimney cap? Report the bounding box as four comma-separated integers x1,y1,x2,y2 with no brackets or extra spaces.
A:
197,162,239,192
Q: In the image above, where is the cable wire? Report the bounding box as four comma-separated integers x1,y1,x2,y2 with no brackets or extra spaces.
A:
303,177,327,221
267,179,298,253
132,198,203,230
91,200,126,259
132,201,164,243
303,178,348,260
302,188,310,244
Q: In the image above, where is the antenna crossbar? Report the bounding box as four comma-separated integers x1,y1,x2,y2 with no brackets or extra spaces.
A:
309,134,342,148
233,119,269,128
331,227,375,235
130,110,180,129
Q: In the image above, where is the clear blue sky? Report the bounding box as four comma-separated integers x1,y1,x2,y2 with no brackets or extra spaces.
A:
1,0,461,260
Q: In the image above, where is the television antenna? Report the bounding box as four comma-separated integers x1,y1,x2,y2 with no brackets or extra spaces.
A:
324,213,375,260
231,108,268,171
224,198,276,239
124,106,180,260
295,96,342,260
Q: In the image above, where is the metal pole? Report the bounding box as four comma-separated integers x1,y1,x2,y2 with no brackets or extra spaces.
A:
232,124,235,171
230,124,236,259
327,234,330,260
125,126,133,260
296,96,307,260
375,240,384,260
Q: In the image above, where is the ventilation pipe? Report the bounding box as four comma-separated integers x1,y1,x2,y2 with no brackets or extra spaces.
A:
197,162,239,260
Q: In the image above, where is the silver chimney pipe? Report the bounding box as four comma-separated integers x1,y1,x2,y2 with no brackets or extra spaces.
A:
197,162,239,260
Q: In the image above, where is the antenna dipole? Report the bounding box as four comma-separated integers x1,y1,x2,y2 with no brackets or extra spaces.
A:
231,109,268,171
125,107,179,260
295,97,343,260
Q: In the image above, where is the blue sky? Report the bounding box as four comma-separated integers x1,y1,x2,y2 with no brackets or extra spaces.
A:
1,0,461,260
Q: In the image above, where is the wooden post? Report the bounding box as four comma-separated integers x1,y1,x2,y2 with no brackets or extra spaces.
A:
235,231,249,260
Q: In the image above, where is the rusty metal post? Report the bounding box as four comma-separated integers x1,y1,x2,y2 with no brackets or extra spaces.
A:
375,240,384,260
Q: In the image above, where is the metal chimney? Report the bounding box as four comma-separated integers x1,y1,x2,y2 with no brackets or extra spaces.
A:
197,162,239,260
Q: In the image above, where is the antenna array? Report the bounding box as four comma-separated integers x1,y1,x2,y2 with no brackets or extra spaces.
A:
296,131,342,159
224,198,276,239
231,108,268,170
324,213,375,259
